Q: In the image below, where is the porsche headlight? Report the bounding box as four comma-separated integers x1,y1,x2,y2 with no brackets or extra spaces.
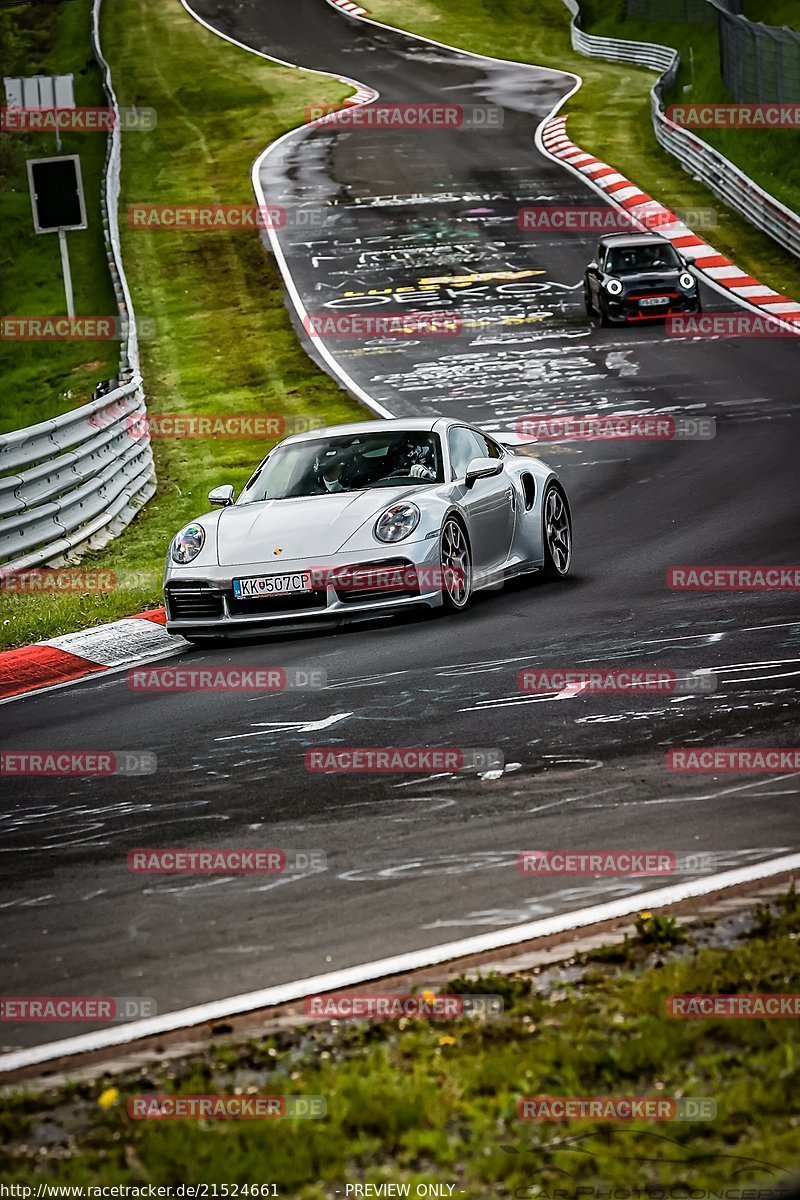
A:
171,523,205,564
374,502,420,544
605,277,623,296
680,271,696,290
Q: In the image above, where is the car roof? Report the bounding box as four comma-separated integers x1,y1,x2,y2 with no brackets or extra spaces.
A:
599,232,671,247
281,416,462,446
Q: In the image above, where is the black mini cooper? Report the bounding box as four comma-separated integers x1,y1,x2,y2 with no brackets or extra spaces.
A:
583,232,701,326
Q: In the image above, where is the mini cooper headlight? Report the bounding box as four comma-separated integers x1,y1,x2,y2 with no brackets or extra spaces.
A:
171,523,205,564
680,271,696,290
605,277,623,296
374,502,420,543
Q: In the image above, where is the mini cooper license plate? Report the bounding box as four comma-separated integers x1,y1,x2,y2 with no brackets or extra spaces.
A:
233,573,312,598
639,295,668,307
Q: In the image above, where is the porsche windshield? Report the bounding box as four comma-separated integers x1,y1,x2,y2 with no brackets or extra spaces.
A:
606,243,681,273
238,431,444,502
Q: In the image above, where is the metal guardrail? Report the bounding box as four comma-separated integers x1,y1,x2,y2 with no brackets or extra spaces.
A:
558,0,800,261
0,0,155,576
92,0,139,378
0,383,156,573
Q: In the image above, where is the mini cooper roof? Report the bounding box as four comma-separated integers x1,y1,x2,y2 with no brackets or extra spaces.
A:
597,232,672,248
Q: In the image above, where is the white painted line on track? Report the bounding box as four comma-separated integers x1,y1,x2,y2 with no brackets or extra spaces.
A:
2,851,799,1074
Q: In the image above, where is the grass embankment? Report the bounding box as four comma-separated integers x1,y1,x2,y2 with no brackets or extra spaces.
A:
0,0,119,432
743,1,799,27
364,0,800,299
580,0,800,216
0,0,362,650
2,891,799,1191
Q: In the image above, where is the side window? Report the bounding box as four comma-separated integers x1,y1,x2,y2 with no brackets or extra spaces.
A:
471,432,503,460
448,427,485,480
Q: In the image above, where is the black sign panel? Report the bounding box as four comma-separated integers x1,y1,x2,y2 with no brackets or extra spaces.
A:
27,155,87,233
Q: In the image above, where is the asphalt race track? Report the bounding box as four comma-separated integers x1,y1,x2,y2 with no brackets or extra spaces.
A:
1,0,799,1054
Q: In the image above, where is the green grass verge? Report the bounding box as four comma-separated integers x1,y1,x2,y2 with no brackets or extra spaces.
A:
363,0,800,300
743,0,799,27
2,889,799,1190
0,0,120,433
0,0,363,651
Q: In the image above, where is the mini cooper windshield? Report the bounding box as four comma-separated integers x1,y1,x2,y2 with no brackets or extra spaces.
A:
606,243,681,273
238,431,445,503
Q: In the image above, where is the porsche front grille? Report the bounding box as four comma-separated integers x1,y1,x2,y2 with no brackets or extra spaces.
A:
166,583,224,620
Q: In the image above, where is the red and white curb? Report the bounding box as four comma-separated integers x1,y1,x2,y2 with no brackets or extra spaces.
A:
342,84,375,106
0,608,184,703
327,0,368,16
539,115,800,331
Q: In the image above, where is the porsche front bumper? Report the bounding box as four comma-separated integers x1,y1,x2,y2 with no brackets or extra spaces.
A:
164,543,444,636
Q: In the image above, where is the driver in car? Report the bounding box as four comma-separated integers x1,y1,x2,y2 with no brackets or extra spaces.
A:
314,448,351,493
388,435,437,481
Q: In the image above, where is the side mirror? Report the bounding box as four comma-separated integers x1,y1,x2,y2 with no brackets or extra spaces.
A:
208,484,235,507
465,457,503,488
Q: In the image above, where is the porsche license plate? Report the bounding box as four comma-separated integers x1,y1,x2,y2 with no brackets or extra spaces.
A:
233,573,312,598
639,295,668,308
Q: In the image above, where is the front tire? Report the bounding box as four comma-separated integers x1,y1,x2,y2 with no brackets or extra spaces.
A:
439,516,472,611
583,282,594,316
541,484,572,581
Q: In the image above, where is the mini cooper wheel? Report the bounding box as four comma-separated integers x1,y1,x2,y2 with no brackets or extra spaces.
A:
439,516,472,611
583,283,595,316
599,296,615,328
541,484,572,580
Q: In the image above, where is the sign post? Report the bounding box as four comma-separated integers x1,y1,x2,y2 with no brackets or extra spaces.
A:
26,154,87,318
58,231,75,318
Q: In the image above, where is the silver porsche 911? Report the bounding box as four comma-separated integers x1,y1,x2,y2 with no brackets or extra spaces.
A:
163,417,572,643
